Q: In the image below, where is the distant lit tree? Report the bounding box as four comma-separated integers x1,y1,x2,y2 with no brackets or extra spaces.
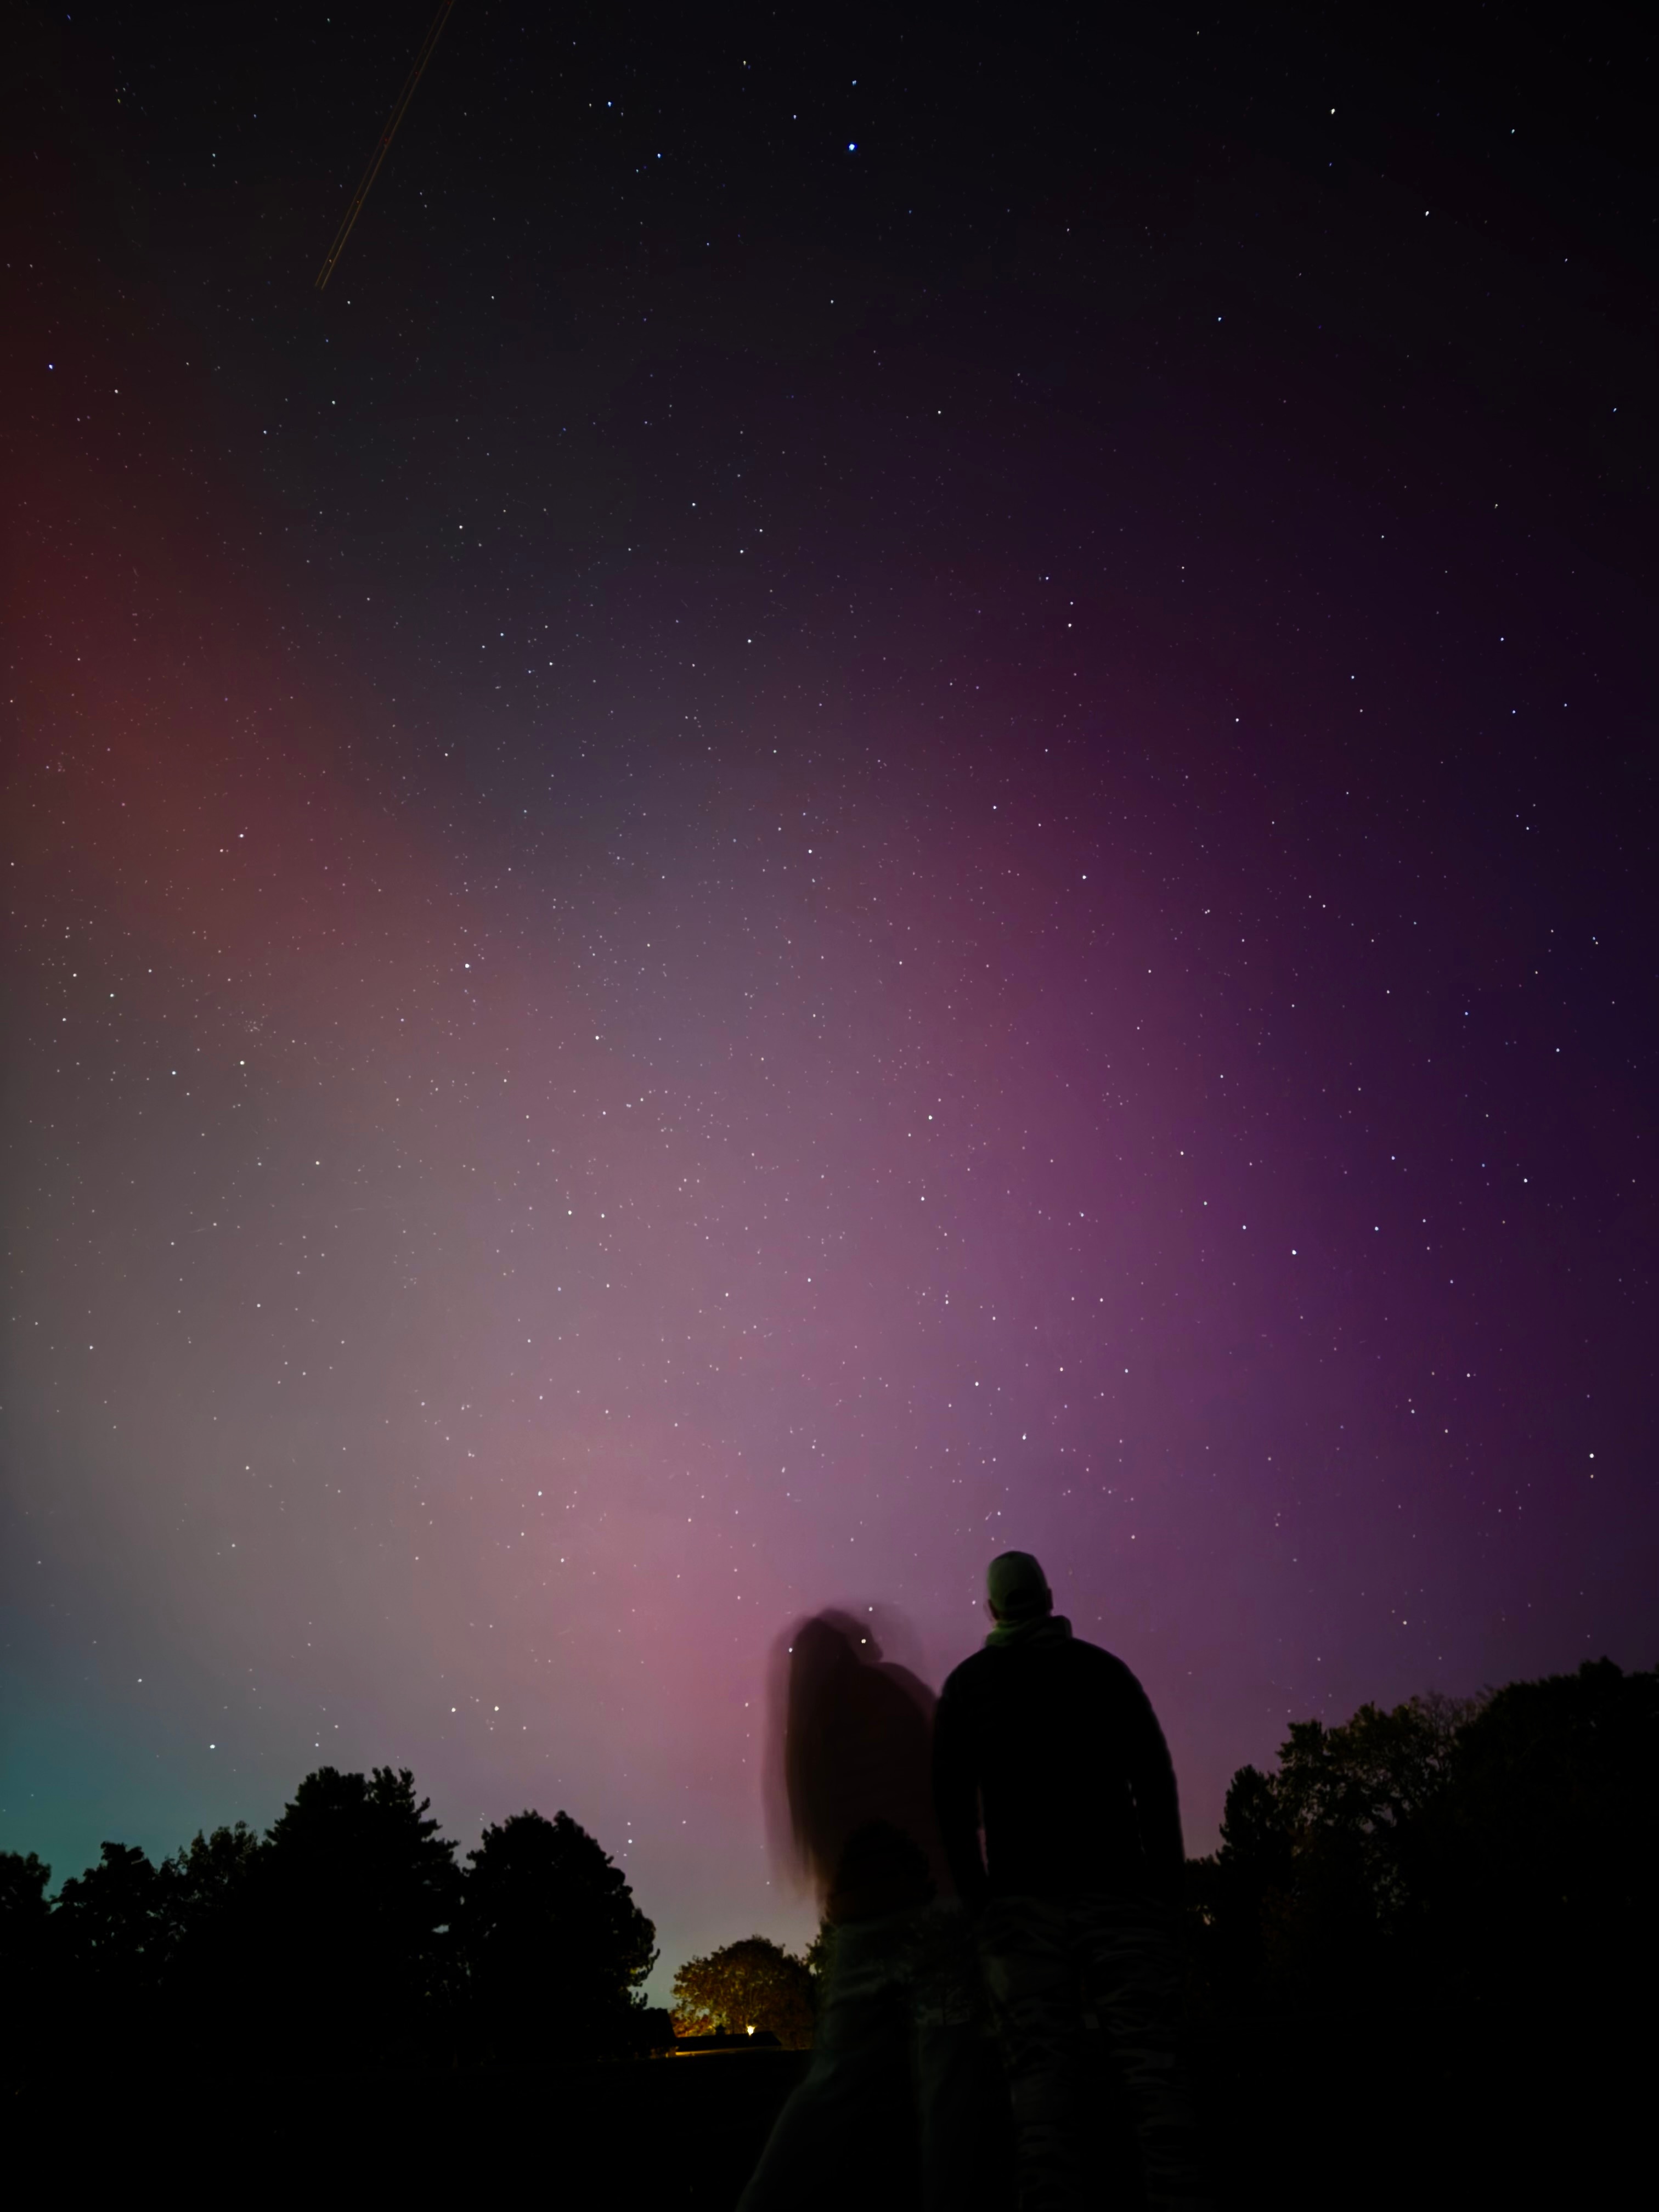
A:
672,1935,815,2049
456,1809,657,2059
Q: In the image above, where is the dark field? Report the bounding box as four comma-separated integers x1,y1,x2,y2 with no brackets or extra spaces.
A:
18,2015,1624,2206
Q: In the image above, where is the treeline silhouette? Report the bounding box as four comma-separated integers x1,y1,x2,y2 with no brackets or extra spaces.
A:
0,1768,662,2074
1183,1657,1658,2027
2,1658,1652,2094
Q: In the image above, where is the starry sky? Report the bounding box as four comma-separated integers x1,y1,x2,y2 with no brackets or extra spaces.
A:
3,4,1655,1993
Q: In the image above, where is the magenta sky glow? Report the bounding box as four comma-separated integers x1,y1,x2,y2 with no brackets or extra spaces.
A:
4,7,1653,1996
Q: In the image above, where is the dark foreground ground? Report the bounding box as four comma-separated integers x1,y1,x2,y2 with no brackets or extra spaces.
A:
15,2014,1632,2206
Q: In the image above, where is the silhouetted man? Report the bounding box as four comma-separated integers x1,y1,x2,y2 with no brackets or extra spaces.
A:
933,1551,1209,2212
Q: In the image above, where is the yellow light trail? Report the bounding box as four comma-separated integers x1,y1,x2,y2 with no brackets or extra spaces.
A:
315,1,456,292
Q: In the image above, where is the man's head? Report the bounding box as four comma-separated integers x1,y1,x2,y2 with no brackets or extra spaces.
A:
986,1550,1052,1622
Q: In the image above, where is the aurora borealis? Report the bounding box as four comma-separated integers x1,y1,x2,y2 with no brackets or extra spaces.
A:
3,5,1654,1993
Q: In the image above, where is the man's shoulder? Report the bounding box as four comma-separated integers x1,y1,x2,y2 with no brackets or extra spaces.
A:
939,1647,998,1700
941,1635,1140,1693
1069,1637,1158,1699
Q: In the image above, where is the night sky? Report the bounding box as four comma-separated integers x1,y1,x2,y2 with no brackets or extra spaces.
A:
4,4,1654,1994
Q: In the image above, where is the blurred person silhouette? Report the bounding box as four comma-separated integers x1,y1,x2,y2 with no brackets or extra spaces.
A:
933,1551,1211,2212
738,1610,1008,2212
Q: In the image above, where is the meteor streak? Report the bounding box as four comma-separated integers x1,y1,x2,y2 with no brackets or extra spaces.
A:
315,0,455,292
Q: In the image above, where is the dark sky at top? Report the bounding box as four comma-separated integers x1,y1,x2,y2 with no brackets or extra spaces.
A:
3,2,1654,1989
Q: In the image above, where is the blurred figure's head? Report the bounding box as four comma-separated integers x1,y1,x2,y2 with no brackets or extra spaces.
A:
764,1607,947,1920
986,1550,1052,1622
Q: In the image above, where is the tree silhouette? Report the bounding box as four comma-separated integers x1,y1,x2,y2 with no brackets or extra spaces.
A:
0,1852,55,2068
161,1820,263,1921
159,1822,265,2039
0,1849,52,1948
1186,1762,1294,2008
3,1657,1643,2083
1187,1663,1659,2021
456,1809,657,2060
54,1842,170,2019
671,1935,815,2049
4,1765,667,2076
258,1767,460,2064
1268,1692,1476,1998
1187,1695,1478,2008
1426,1658,1659,2012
